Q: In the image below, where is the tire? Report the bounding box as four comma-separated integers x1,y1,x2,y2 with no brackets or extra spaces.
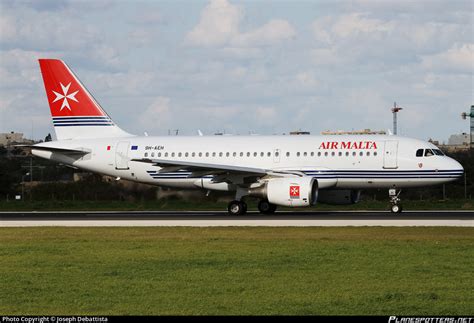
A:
258,200,277,214
391,204,402,213
228,200,247,215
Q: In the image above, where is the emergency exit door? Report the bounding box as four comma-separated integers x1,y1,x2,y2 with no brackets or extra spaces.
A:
115,141,130,170
383,140,398,169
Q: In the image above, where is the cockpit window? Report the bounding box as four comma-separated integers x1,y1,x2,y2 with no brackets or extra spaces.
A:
424,149,434,157
416,149,423,157
433,149,444,156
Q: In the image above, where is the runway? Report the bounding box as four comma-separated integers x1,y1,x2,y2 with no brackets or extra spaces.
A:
1,210,473,227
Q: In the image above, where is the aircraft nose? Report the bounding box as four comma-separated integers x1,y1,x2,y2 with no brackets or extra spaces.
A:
448,157,464,178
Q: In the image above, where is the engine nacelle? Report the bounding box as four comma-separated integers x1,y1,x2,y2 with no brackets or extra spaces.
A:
317,189,361,205
249,177,318,207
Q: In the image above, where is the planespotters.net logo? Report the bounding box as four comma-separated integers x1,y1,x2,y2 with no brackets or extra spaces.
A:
389,317,473,323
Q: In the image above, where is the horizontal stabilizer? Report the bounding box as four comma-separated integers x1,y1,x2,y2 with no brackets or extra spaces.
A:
17,144,89,155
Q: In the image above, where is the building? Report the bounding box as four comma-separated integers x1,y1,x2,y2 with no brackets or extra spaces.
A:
321,129,386,135
448,133,470,146
0,132,28,146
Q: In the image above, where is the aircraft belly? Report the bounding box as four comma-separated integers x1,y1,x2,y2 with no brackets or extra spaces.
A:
336,178,453,189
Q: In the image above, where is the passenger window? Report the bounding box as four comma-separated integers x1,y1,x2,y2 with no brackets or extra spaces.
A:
338,152,342,157
374,152,377,156
416,149,423,157
240,152,243,157
171,152,175,157
247,152,250,157
178,152,182,157
192,152,195,157
303,152,307,157
260,152,264,157
345,152,349,157
185,152,189,157
206,152,209,157
367,152,370,156
311,152,314,157
275,151,279,157
267,152,271,157
286,152,290,157
165,152,168,157
359,151,363,156
219,152,223,157
352,152,356,156
331,152,335,157
324,152,328,157
253,152,257,157
318,152,321,157
198,152,202,157
297,152,300,157
212,152,216,157
144,152,148,157
226,152,230,157
425,149,434,157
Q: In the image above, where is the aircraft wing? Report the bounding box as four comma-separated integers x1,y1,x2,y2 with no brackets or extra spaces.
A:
131,158,269,176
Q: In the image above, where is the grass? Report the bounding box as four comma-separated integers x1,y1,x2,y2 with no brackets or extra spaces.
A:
0,198,473,211
0,227,472,315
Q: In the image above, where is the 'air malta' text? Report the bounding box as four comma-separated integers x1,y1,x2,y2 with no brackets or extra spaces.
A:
318,141,378,150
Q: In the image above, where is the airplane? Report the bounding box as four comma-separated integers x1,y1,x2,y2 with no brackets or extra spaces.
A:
29,59,464,214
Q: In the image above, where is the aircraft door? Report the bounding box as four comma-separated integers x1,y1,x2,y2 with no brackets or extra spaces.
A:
273,149,281,163
115,141,130,170
383,140,398,169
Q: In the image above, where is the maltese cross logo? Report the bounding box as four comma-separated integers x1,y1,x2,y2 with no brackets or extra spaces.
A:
290,185,300,199
52,82,79,111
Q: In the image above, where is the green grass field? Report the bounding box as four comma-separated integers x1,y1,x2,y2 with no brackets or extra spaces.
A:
0,227,472,315
0,198,473,211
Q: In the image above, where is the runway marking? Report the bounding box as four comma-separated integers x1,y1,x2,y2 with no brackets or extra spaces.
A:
1,211,472,227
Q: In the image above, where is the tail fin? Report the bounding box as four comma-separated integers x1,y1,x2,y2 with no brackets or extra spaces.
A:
38,59,132,140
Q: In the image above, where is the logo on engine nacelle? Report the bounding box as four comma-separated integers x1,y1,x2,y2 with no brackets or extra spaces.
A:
290,185,300,199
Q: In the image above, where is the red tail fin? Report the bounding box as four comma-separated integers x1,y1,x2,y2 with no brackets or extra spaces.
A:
38,59,131,140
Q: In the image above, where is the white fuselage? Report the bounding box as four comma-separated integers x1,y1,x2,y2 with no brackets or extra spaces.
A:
32,134,463,191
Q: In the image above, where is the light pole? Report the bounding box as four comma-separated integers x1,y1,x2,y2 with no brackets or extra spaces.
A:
21,172,29,201
391,102,403,135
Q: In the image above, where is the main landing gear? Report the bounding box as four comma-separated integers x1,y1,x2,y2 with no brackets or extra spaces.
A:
227,200,247,215
227,199,278,215
257,199,277,214
389,189,403,213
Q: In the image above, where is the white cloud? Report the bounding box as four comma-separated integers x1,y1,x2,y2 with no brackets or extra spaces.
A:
421,43,474,74
231,19,296,47
312,13,394,45
138,97,172,130
185,0,241,47
185,0,295,48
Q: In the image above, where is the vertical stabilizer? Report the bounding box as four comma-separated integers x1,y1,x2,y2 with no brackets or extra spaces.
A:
38,59,132,140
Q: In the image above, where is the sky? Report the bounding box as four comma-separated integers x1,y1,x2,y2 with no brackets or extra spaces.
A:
0,0,472,143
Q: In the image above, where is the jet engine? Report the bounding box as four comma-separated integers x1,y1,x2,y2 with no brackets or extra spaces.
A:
317,189,361,205
249,177,318,207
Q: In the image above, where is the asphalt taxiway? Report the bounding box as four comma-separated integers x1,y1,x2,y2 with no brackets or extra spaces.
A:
0,210,473,227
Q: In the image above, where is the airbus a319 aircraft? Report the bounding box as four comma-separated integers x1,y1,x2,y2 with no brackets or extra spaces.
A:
30,59,463,214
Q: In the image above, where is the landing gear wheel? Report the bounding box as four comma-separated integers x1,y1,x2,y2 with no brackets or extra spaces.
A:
228,200,247,215
258,200,277,214
391,204,403,213
388,189,403,213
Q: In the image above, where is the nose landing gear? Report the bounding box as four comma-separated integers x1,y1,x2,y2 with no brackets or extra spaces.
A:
389,189,402,213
